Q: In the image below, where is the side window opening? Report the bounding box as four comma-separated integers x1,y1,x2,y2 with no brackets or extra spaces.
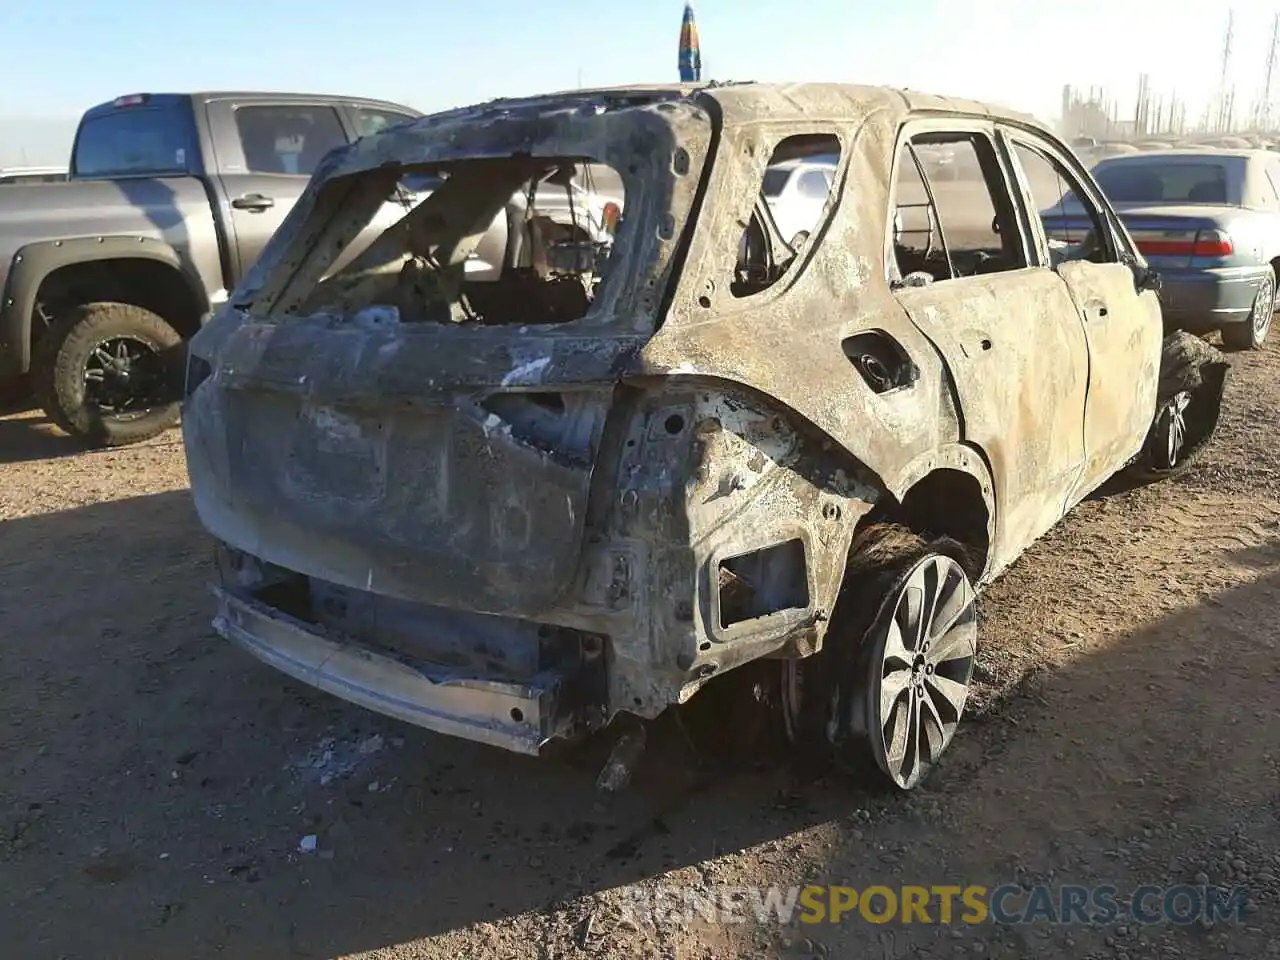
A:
733,134,842,298
889,132,1025,286
234,105,348,177
1011,141,1114,266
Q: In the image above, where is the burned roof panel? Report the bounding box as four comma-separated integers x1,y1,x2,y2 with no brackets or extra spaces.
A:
311,88,714,186
308,83,1053,189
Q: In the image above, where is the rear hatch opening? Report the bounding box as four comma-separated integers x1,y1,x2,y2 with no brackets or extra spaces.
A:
266,154,629,330
183,96,715,751
182,155,644,611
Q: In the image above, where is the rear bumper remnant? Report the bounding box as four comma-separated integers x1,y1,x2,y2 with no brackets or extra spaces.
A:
211,584,567,755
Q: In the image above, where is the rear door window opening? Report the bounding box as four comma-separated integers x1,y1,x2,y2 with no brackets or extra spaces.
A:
887,130,1027,286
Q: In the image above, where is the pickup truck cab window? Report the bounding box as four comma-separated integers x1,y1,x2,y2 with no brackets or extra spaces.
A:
233,105,347,177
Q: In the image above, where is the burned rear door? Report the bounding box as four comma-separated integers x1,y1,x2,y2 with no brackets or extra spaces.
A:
1000,127,1162,504
886,120,1091,566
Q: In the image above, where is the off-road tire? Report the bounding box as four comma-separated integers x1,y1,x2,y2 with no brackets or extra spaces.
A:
31,301,183,448
1220,268,1275,351
786,523,979,787
1125,330,1229,483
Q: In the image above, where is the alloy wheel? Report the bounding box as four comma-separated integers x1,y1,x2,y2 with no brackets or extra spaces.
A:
83,335,164,421
1252,273,1276,343
864,554,977,790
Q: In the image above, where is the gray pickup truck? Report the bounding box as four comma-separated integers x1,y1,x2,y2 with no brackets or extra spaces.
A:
0,91,618,445
0,91,421,443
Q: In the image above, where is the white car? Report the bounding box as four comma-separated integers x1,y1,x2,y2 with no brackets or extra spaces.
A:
761,157,838,246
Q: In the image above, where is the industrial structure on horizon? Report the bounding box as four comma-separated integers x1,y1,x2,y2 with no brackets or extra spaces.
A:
1060,8,1280,143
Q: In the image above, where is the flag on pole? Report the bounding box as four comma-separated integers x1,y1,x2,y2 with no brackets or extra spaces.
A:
678,2,701,83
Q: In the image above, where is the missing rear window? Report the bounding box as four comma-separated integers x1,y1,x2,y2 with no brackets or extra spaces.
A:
294,158,627,327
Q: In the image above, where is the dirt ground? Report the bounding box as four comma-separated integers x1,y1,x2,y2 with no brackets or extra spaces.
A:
2,327,1279,960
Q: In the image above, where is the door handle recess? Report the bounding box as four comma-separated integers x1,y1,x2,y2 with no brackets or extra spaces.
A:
232,193,275,212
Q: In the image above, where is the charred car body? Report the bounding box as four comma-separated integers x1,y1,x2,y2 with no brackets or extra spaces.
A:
182,83,1227,790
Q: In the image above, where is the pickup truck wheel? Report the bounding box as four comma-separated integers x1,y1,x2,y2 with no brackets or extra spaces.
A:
782,524,979,790
1221,269,1275,350
1126,331,1229,483
31,302,183,447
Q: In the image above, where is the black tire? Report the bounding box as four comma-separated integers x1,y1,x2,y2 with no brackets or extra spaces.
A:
783,523,980,789
1220,268,1275,351
1126,331,1229,483
31,301,184,448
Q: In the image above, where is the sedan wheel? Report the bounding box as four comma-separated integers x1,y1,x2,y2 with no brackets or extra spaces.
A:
1252,271,1276,344
863,554,977,790
1222,270,1275,350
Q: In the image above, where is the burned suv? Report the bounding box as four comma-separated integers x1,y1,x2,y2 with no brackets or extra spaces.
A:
182,83,1227,790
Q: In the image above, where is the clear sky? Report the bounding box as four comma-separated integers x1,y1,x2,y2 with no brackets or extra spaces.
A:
0,1,1274,164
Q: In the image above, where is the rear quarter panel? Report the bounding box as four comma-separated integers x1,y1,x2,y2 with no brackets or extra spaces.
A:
643,106,959,499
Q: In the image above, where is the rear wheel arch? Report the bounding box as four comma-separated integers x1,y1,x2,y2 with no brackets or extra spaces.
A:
8,239,210,366
34,256,207,341
865,454,995,584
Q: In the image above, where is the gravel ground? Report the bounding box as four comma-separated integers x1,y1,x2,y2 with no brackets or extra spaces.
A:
1,334,1278,960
